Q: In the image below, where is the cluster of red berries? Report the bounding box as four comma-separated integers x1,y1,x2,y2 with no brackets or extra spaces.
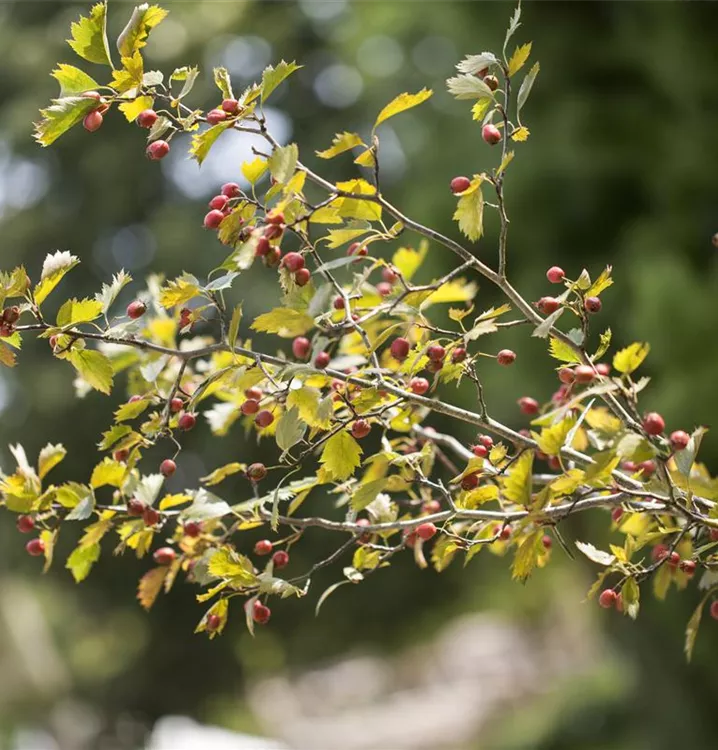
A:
206,97,244,126
0,305,20,337
253,539,290,569
17,515,45,557
134,107,171,160
202,182,242,231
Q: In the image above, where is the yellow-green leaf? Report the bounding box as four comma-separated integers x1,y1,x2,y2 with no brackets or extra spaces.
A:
392,242,428,281
452,177,484,242
241,157,268,185
549,336,582,364
66,543,101,583
510,126,530,142
316,131,364,159
471,97,492,122
90,457,126,489
268,143,299,184
200,463,245,487
511,530,542,582
38,443,67,481
68,349,114,395
261,60,301,103
117,3,168,58
34,96,98,147
190,121,233,165
585,266,613,298
159,277,201,308
251,307,314,338
334,179,382,222
613,342,650,375
51,64,100,97
374,88,433,130
508,42,532,77
67,2,112,66
208,548,257,585
501,450,533,505
118,94,154,122
535,416,576,456
320,431,362,482
56,297,103,327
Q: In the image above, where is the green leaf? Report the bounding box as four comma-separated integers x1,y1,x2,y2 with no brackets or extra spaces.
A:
170,66,199,100
34,251,80,305
674,426,708,478
446,74,494,100
227,304,242,351
34,96,98,147
114,398,150,422
190,121,234,165
320,431,362,482
511,530,542,582
261,60,301,102
68,350,114,395
51,64,100,97
56,297,104,327
159,276,201,308
507,42,532,77
374,88,433,130
98,424,131,450
208,548,257,585
275,408,307,453
685,588,716,662
548,336,582,364
268,143,299,184
621,578,640,620
594,328,612,361
66,543,101,583
251,308,314,338
90,458,126,489
351,478,387,512
316,132,364,159
453,177,484,242
613,342,650,375
117,3,168,58
501,450,533,505
517,62,540,116
67,2,113,66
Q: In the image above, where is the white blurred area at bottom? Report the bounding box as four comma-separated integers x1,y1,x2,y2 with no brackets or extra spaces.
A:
146,716,288,750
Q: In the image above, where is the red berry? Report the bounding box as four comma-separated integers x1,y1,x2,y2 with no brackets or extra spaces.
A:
651,543,669,562
267,212,285,225
254,539,273,556
546,266,565,284
184,521,202,538
146,140,170,160
209,194,229,211
333,295,345,310
245,387,262,400
499,525,512,541
680,560,696,576
410,377,429,395
542,534,553,550
450,176,471,194
667,551,681,568
347,242,367,257
427,359,443,373
611,507,624,523
381,267,399,284
170,397,184,413
377,281,393,297
16,515,35,533
471,444,488,458
710,601,718,621
153,547,176,565
127,300,146,319
206,108,227,125
598,589,617,608
204,209,225,230
451,347,467,363
496,349,516,366
282,252,305,272
595,363,611,377
416,522,437,541
558,367,575,384
643,412,665,436
390,337,411,361
206,613,222,631
292,336,311,360
264,224,283,240
461,473,479,491
137,109,158,128
272,549,290,569
221,98,240,114
127,498,145,517
26,538,45,557
3,306,20,324
221,182,241,198
81,91,102,102
83,109,103,132
178,413,197,431
478,435,494,450
254,410,274,428
584,296,602,314
710,529,718,542
160,459,176,477
639,460,656,477
482,123,501,145
574,365,595,384
351,419,371,439
247,462,268,481
295,268,311,286
143,506,160,525
422,500,441,514
241,399,260,415
537,296,560,315
252,601,271,624
426,344,446,362
518,396,539,415
255,237,271,257
314,351,330,369
670,430,690,451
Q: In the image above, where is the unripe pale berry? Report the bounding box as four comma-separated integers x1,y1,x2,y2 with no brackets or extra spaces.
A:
382,266,398,284
461,472,479,491
127,300,146,319
574,365,595,384
416,522,437,541
390,337,410,360
537,296,560,315
282,252,305,272
295,268,311,286
206,613,222,631
450,176,471,194
206,108,227,125
377,282,393,296
518,396,539,415
153,547,176,565
426,344,446,362
221,182,241,198
26,538,45,557
204,209,225,230
137,109,158,128
272,549,289,569
160,459,176,477
422,499,441,514
83,109,103,132
16,515,35,533
254,539,273,556
178,412,196,431
643,411,665,436
351,419,371,439
482,123,501,145
546,266,565,284
127,498,145,517
595,362,611,377
241,399,260,415
146,140,170,160
584,296,602,314
598,589,617,608
170,397,184,413
670,430,690,451
221,98,240,114
410,377,429,395
247,463,268,483
292,336,311,360
496,349,516,366
209,194,229,211
254,411,274,429
184,521,202,538
252,601,271,624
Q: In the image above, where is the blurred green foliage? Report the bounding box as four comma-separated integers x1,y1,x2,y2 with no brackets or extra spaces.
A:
1,1,717,748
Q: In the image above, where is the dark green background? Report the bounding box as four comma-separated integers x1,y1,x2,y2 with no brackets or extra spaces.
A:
1,1,717,748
